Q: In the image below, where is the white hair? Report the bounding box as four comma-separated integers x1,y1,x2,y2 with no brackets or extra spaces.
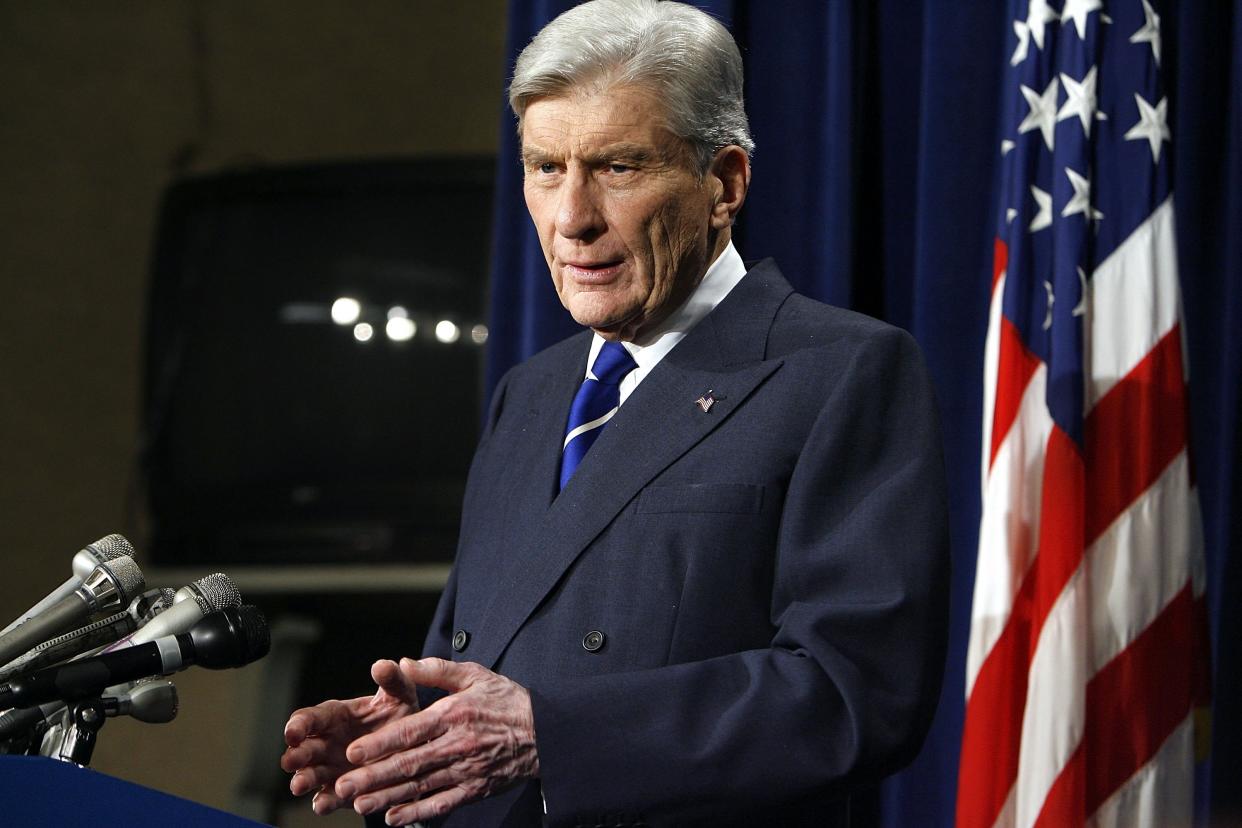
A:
509,0,755,169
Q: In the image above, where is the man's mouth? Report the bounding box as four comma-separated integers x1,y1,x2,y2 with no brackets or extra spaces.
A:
562,260,625,283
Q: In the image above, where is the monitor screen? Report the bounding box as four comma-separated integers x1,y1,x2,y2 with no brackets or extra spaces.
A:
142,159,494,566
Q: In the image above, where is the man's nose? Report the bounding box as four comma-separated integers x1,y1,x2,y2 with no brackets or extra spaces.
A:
554,171,605,240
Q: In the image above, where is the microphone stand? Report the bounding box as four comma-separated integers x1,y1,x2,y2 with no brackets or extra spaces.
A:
42,697,107,766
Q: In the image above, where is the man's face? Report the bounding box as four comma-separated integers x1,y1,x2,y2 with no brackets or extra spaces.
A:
521,85,724,342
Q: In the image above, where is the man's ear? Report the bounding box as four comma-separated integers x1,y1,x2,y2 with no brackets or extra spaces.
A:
708,145,751,230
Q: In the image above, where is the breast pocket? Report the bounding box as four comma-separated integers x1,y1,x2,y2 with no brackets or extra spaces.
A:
635,483,765,515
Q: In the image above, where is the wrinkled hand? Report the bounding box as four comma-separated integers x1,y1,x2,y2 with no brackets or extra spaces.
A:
281,658,421,815
334,657,540,825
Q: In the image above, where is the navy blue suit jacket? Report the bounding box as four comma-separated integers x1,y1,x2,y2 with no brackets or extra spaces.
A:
419,261,950,826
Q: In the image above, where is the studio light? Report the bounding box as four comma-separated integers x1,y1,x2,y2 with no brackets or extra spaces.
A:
435,320,461,344
331,297,362,325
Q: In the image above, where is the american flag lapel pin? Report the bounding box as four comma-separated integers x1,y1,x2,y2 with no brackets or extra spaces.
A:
694,390,719,412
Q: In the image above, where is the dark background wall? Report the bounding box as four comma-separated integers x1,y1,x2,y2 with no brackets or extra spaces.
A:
0,2,506,823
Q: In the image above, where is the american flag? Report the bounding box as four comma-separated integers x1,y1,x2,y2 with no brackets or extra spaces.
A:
956,2,1211,827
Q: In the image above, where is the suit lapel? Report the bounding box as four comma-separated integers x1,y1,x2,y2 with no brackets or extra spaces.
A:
505,335,591,514
471,261,795,669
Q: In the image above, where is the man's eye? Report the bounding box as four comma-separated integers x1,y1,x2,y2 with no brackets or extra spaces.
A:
539,162,557,174
608,163,632,174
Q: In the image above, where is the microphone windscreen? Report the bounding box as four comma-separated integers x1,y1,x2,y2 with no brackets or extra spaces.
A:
85,534,135,563
236,605,271,664
99,556,145,605
193,573,242,613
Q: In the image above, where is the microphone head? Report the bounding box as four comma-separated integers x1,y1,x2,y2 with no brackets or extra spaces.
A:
71,534,135,579
85,534,135,563
119,678,179,724
77,554,145,613
236,604,271,664
186,605,270,669
96,555,146,606
184,573,242,614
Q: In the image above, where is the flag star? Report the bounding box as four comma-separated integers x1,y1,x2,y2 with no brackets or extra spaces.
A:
1007,208,1018,224
1124,93,1171,163
1042,281,1056,330
1001,139,1016,156
1011,20,1032,66
1026,0,1060,50
1029,185,1053,232
1061,0,1103,39
1130,0,1162,64
1057,67,1100,136
1061,167,1104,224
1019,78,1060,150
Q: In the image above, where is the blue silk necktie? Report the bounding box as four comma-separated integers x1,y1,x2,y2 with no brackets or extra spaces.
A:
559,341,638,490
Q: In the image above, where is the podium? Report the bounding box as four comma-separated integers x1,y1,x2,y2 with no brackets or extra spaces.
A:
0,755,270,827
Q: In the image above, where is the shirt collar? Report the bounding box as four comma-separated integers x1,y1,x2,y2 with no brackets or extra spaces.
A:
585,241,747,379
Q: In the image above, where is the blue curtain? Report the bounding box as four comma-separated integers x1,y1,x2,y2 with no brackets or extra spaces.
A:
484,2,1242,824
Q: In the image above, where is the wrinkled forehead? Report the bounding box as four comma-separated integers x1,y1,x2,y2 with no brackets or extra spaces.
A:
518,84,689,161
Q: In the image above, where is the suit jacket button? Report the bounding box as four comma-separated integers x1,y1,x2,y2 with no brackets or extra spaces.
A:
452,629,470,652
582,630,605,652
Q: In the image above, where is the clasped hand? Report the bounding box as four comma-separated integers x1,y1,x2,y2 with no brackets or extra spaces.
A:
281,657,540,825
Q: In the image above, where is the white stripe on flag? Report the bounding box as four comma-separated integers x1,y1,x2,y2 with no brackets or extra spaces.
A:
1085,197,1181,413
966,363,1052,695
1087,452,1193,675
1014,563,1088,828
982,271,1007,490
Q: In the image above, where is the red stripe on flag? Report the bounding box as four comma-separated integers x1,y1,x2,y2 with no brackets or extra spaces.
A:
1032,741,1085,828
1084,326,1187,545
988,317,1042,470
957,617,1030,828
957,426,1085,828
1083,585,1196,816
993,237,1009,292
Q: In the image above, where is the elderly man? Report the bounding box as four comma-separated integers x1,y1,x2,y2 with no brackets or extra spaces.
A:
282,1,950,825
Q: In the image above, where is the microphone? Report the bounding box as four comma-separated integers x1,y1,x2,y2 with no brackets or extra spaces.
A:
0,575,238,727
0,575,241,742
104,573,241,651
0,555,145,668
0,605,270,710
0,588,178,683
0,535,135,636
103,677,179,724
32,677,179,758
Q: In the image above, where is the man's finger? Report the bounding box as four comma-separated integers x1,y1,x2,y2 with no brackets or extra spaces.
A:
283,701,343,746
290,761,349,796
311,787,348,816
400,657,480,694
369,658,402,691
280,736,336,773
337,735,460,800
350,765,464,817
387,784,476,825
345,706,450,765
